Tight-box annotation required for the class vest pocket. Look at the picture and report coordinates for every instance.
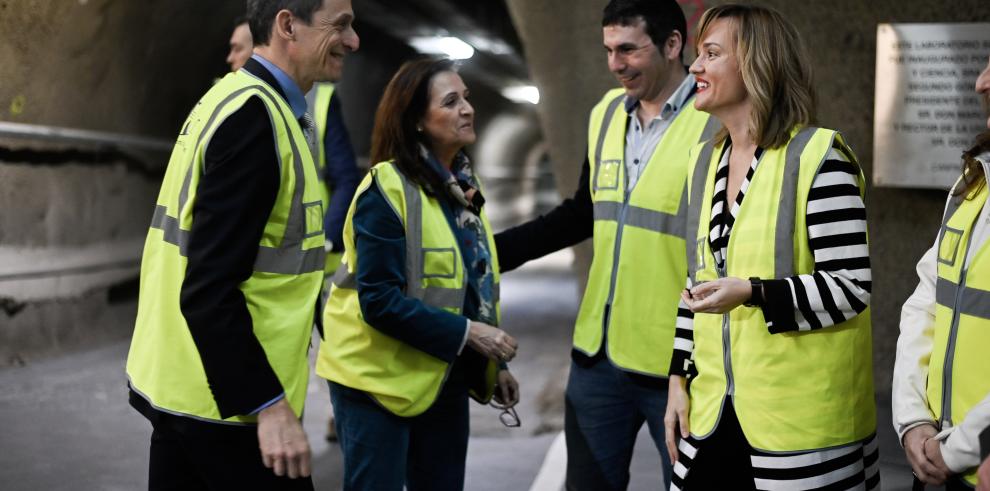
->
[938,225,963,267]
[422,247,457,279]
[303,201,324,239]
[595,159,621,191]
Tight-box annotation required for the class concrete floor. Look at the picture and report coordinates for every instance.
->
[0,252,927,490]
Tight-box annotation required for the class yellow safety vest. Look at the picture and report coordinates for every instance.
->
[929,178,990,486]
[126,70,327,423]
[685,127,876,451]
[305,82,344,275]
[574,88,716,376]
[316,161,498,417]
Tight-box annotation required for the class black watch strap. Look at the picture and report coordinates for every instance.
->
[744,277,763,307]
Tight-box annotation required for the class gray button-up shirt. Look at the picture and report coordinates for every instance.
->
[623,74,696,193]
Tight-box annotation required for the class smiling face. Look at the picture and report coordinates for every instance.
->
[689,18,750,121]
[421,71,475,162]
[978,54,990,129]
[290,0,359,86]
[603,19,675,104]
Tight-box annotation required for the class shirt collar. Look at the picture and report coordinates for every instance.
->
[623,72,697,122]
[251,54,307,119]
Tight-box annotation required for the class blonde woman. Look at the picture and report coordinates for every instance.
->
[662,4,878,489]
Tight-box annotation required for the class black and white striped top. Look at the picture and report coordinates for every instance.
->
[671,141,872,375]
[669,140,878,490]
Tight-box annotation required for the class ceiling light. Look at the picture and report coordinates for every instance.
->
[501,85,540,105]
[409,36,475,60]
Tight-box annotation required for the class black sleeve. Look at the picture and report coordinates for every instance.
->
[494,153,594,273]
[179,96,284,419]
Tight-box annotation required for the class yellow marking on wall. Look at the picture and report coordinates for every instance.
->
[10,95,26,116]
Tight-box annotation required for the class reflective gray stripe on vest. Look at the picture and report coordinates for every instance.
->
[150,80,324,275]
[242,76,309,249]
[773,127,819,279]
[422,286,464,310]
[400,175,428,300]
[150,205,189,255]
[332,178,501,308]
[685,133,720,281]
[395,170,470,310]
[936,278,990,320]
[699,112,720,143]
[179,85,263,215]
[592,94,626,192]
[593,201,686,238]
[935,203,981,426]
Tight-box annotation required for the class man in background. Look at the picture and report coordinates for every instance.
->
[225,17,252,72]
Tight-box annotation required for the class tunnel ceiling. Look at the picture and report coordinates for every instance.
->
[0,0,531,141]
[355,0,531,92]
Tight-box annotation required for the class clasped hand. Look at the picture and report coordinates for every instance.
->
[902,425,952,485]
[467,321,518,362]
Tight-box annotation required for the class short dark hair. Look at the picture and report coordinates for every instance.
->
[246,0,323,46]
[602,0,687,60]
[233,15,250,30]
[371,57,458,195]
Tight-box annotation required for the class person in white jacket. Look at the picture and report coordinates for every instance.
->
[894,54,990,489]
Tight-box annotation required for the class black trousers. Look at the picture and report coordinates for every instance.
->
[148,413,314,491]
[680,400,756,490]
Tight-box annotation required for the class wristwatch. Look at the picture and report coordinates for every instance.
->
[743,277,763,307]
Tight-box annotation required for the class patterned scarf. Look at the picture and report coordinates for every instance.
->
[419,145,497,324]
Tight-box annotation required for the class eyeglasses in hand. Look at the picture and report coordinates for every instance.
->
[489,401,520,428]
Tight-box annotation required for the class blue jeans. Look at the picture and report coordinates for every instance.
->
[564,358,671,491]
[329,380,470,491]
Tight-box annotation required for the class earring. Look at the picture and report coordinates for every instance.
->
[416,126,423,132]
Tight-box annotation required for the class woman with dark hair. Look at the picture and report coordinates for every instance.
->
[314,57,520,490]
[662,4,878,489]
[893,55,990,490]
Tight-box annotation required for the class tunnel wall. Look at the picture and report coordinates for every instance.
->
[0,0,240,365]
[0,1,539,365]
[505,0,990,395]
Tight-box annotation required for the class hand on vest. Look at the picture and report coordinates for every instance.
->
[903,425,949,485]
[468,322,518,362]
[664,375,690,463]
[977,456,990,491]
[257,398,311,479]
[682,277,751,314]
[493,369,520,408]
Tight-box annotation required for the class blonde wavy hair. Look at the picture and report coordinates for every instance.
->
[697,4,817,149]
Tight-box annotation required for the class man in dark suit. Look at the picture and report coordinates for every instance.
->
[125,1,358,488]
